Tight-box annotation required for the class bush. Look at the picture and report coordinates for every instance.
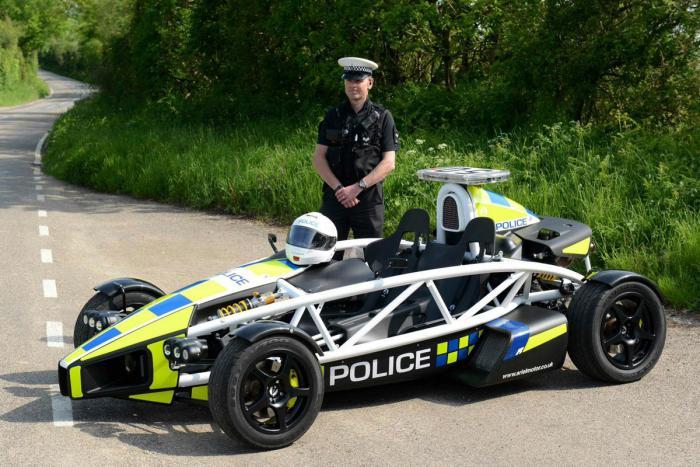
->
[43,97,700,310]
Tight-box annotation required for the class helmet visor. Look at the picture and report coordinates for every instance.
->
[287,226,336,251]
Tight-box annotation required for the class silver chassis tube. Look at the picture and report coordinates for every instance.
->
[186,258,582,356]
[182,259,582,387]
[178,371,210,388]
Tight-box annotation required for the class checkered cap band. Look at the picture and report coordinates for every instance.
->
[344,65,373,73]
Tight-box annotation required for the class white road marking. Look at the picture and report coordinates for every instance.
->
[34,176,41,181]
[34,132,48,165]
[35,184,43,190]
[38,210,47,217]
[39,225,49,236]
[43,279,57,298]
[41,249,53,263]
[50,384,73,427]
[46,321,64,346]
[37,194,45,202]
[33,167,40,175]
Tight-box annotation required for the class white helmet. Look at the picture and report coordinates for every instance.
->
[286,212,337,266]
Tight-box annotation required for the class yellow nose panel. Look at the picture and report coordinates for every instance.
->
[562,237,590,256]
[181,280,227,302]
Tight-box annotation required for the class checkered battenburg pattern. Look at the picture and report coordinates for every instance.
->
[344,65,373,73]
[435,331,481,367]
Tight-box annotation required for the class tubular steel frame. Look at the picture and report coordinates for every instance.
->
[185,257,584,380]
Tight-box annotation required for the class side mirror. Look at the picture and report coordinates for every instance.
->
[268,233,278,253]
[387,257,408,269]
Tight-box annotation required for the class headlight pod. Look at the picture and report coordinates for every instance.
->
[83,310,126,333]
[180,344,203,363]
[163,337,208,364]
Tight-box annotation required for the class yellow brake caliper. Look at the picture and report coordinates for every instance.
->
[287,369,299,408]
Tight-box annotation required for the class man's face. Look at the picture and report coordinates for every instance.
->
[344,76,373,104]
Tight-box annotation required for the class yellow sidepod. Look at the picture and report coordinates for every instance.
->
[129,391,175,404]
[148,336,184,391]
[69,366,82,398]
[191,386,208,401]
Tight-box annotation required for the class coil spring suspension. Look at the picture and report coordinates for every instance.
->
[217,291,285,317]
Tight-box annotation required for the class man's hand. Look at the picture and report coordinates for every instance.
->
[335,184,361,208]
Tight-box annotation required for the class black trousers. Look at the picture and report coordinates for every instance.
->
[320,199,384,241]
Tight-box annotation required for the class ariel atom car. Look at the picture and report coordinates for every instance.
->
[57,167,666,449]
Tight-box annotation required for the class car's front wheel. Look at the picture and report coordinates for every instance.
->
[567,280,666,383]
[208,336,324,449]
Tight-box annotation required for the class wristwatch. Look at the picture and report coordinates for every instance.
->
[358,178,367,190]
[334,184,343,193]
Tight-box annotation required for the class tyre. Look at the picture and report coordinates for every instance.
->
[73,290,160,347]
[567,281,666,383]
[209,336,324,449]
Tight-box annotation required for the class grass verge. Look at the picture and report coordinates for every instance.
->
[43,96,700,311]
[0,76,49,106]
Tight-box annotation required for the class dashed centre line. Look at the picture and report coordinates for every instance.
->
[41,249,53,263]
[43,279,58,298]
[39,225,50,236]
[50,384,73,427]
[37,194,45,202]
[35,184,43,190]
[46,321,64,347]
[38,210,47,217]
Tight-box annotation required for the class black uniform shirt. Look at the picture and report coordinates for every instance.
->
[317,99,399,205]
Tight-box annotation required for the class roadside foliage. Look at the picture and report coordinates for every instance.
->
[4,0,700,309]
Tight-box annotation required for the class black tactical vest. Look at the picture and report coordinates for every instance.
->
[322,100,386,204]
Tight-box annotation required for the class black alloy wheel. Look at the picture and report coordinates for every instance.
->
[209,335,324,449]
[567,280,666,383]
[599,290,656,370]
[240,349,311,434]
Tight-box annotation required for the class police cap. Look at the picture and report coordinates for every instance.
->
[339,57,378,80]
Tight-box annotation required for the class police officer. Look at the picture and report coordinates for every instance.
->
[313,57,399,242]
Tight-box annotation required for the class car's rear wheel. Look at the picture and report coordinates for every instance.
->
[209,336,323,449]
[73,291,160,347]
[567,281,666,383]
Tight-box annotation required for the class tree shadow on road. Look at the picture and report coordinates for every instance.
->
[0,363,606,456]
[0,369,254,455]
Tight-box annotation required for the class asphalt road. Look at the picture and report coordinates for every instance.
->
[0,71,698,465]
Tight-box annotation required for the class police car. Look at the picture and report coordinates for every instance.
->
[57,167,666,449]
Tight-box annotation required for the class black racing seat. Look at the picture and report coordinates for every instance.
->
[417,217,496,271]
[333,217,497,342]
[410,217,496,325]
[357,209,430,315]
[364,208,430,276]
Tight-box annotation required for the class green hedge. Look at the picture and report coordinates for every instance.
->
[92,0,700,129]
[44,97,700,310]
[0,16,48,105]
